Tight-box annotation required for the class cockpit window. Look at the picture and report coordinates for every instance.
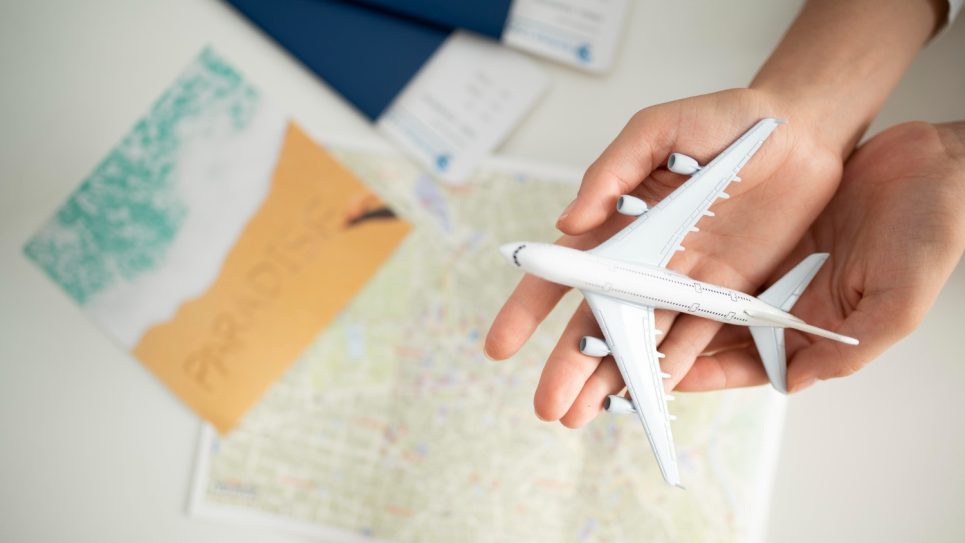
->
[512,244,526,266]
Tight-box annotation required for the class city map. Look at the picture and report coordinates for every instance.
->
[190,140,784,543]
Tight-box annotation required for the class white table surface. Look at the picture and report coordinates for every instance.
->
[1,1,963,541]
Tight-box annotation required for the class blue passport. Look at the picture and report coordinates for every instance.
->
[346,0,514,39]
[226,0,450,120]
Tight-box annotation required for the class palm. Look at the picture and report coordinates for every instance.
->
[486,89,845,427]
[596,93,838,293]
[682,121,965,391]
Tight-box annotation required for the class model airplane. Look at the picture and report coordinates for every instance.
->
[498,118,858,487]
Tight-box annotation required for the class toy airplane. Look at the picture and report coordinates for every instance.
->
[498,118,858,487]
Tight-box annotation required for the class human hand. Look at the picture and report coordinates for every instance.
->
[484,0,943,428]
[678,121,965,392]
[485,88,845,427]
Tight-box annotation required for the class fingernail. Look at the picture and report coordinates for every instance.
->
[482,346,496,361]
[793,378,817,393]
[557,199,577,225]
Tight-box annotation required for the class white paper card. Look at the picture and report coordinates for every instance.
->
[502,0,629,73]
[377,31,548,184]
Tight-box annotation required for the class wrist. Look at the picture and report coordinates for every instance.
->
[749,0,940,158]
[747,80,851,155]
[736,85,841,160]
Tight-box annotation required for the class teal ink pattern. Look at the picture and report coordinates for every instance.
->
[24,48,260,305]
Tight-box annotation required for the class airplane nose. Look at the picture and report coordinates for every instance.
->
[499,243,521,266]
[499,243,517,262]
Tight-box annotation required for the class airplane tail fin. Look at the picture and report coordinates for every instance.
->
[758,253,828,311]
[751,253,829,394]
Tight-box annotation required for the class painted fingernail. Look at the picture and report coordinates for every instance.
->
[557,199,577,225]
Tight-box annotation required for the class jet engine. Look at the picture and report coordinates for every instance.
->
[616,195,648,216]
[579,336,610,357]
[667,153,701,175]
[604,395,636,415]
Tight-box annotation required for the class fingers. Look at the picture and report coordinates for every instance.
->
[559,357,623,428]
[485,235,608,361]
[534,307,677,425]
[552,313,717,428]
[656,315,726,391]
[557,110,673,235]
[675,347,770,391]
[703,324,752,354]
[785,293,914,391]
[683,290,923,393]
[784,342,851,393]
[677,314,890,393]
[533,302,605,422]
[485,273,569,360]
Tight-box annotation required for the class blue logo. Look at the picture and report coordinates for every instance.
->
[576,43,592,63]
[436,154,450,171]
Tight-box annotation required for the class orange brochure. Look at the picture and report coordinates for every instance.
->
[25,49,410,432]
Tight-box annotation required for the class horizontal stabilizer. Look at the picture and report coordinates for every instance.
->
[752,253,827,393]
[749,325,788,393]
[749,253,860,392]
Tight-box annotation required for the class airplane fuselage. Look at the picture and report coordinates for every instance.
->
[494,118,859,489]
[507,242,793,328]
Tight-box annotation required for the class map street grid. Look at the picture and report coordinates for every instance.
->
[190,140,785,543]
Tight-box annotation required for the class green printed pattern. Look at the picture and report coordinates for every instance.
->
[24,48,260,305]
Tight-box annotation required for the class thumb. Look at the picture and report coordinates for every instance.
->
[786,292,918,392]
[557,110,671,235]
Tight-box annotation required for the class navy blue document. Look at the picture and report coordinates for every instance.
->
[346,0,515,39]
[226,0,449,120]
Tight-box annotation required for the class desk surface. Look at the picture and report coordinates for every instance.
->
[1,1,963,542]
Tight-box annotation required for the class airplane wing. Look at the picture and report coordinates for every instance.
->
[582,291,681,487]
[590,118,784,268]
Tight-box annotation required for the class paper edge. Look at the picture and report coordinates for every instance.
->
[188,423,393,543]
[185,140,784,542]
[306,127,583,185]
[745,390,787,543]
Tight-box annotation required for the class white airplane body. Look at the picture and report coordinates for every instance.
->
[504,242,858,340]
[498,118,858,487]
